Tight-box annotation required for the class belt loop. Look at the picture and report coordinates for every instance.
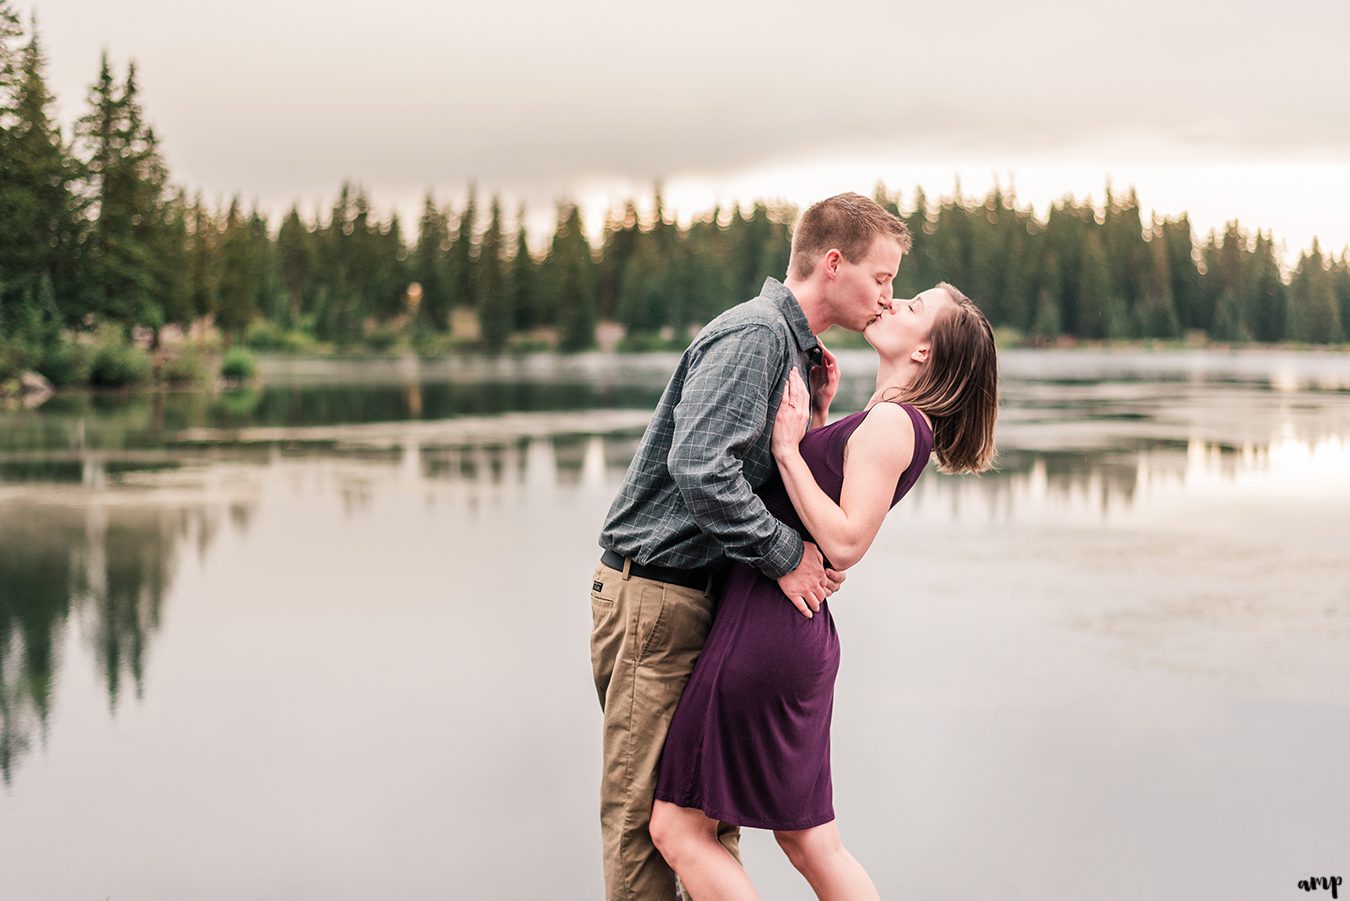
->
[704,572,715,599]
[621,557,632,580]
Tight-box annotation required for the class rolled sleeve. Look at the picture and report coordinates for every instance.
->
[667,326,804,580]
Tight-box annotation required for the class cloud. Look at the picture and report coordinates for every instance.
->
[36,0,1350,258]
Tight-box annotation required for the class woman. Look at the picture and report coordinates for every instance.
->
[649,282,999,900]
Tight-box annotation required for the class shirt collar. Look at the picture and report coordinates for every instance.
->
[759,277,822,364]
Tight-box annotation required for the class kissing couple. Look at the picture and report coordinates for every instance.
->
[590,192,1000,900]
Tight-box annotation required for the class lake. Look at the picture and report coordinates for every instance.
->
[1,347,1348,900]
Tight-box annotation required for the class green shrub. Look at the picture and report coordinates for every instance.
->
[159,349,208,385]
[247,320,315,353]
[220,347,257,382]
[89,336,153,387]
[412,331,455,357]
[0,340,38,381]
[616,332,685,353]
[362,323,403,352]
[508,337,555,354]
[39,341,95,386]
[217,386,261,416]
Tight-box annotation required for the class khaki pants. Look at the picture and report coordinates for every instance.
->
[589,558,742,901]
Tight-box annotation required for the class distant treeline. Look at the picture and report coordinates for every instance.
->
[2,8,1349,365]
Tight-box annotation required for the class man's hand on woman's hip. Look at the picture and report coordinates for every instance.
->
[775,540,845,619]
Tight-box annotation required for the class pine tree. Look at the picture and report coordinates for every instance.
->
[930,190,976,294]
[1287,242,1342,343]
[730,202,780,302]
[311,184,363,344]
[0,0,23,337]
[1103,187,1149,323]
[1137,223,1180,338]
[873,181,901,218]
[1245,232,1286,343]
[276,205,314,326]
[411,193,451,331]
[73,55,175,333]
[1203,222,1249,340]
[1002,195,1038,332]
[899,186,937,296]
[348,189,377,324]
[686,208,735,329]
[598,200,640,321]
[376,212,408,323]
[1041,201,1089,335]
[448,185,477,310]
[1196,231,1224,335]
[215,198,259,344]
[507,206,537,332]
[1160,216,1202,332]
[545,202,596,351]
[477,196,511,350]
[0,13,75,331]
[1210,286,1245,341]
[185,196,219,328]
[1029,249,1063,342]
[1332,253,1350,339]
[616,237,664,336]
[1076,229,1114,339]
[248,208,286,326]
[152,188,191,341]
[340,192,403,325]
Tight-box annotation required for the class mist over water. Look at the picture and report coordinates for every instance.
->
[1,348,1347,900]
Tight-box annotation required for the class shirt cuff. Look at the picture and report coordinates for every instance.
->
[757,521,804,580]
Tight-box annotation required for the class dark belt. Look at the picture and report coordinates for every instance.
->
[600,549,718,593]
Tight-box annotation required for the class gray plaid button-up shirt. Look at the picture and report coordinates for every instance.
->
[599,277,823,580]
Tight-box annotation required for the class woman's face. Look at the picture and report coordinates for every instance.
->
[863,286,954,359]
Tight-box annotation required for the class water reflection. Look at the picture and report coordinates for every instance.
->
[0,501,240,785]
[1,405,1341,787]
[5,415,1348,519]
[0,377,667,455]
[2,356,1348,774]
[1,351,1349,899]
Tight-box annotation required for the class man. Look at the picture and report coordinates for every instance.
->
[590,192,911,900]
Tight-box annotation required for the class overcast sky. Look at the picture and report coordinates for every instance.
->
[34,0,1350,259]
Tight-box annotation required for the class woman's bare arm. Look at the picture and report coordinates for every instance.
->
[771,370,916,570]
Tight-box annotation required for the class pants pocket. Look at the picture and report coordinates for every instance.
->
[639,582,712,667]
[590,564,618,631]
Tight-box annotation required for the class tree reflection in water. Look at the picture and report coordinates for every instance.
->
[0,502,236,785]
[0,410,1344,785]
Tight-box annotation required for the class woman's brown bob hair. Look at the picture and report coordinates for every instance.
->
[883,282,998,474]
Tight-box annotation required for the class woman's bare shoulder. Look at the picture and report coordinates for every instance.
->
[845,403,917,468]
[857,402,917,435]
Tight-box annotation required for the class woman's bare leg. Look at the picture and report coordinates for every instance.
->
[650,800,758,901]
[773,820,879,900]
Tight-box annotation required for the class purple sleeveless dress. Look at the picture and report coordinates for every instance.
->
[653,403,934,830]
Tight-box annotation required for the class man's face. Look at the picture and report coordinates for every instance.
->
[830,236,905,331]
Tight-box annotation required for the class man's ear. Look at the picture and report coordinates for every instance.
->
[823,249,842,278]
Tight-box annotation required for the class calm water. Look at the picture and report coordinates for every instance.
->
[1,348,1348,900]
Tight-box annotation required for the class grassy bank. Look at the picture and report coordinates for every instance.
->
[7,320,1346,404]
[0,327,260,399]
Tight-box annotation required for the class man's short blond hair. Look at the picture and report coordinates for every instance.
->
[788,193,912,280]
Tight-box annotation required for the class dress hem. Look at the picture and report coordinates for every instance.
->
[653,789,835,832]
